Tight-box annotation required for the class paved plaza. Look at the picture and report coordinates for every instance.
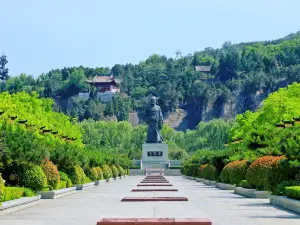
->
[0,176,299,225]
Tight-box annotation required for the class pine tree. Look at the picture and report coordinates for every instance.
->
[0,54,9,81]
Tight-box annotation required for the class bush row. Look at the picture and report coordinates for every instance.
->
[0,161,129,201]
[182,155,300,199]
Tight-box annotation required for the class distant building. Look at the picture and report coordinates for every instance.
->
[81,73,122,102]
[194,65,212,73]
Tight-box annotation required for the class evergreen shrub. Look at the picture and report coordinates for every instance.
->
[23,164,47,191]
[111,165,119,178]
[41,159,60,189]
[59,171,73,187]
[202,164,217,181]
[230,160,248,185]
[95,167,103,180]
[199,164,208,178]
[68,165,86,185]
[285,186,300,200]
[246,156,284,190]
[117,165,125,176]
[102,165,112,179]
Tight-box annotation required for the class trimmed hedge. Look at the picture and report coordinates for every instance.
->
[41,159,60,189]
[111,165,119,178]
[86,167,98,181]
[1,187,24,202]
[239,180,254,189]
[95,167,104,180]
[23,164,47,191]
[0,173,5,200]
[68,165,86,185]
[285,186,300,200]
[117,165,125,176]
[246,156,284,190]
[199,164,208,178]
[59,171,72,187]
[202,164,217,181]
[102,165,112,179]
[273,180,300,196]
[230,160,248,185]
[56,180,67,190]
[220,161,236,183]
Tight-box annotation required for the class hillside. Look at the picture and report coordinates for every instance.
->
[1,31,300,130]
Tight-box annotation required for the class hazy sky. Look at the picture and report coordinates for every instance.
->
[1,0,300,76]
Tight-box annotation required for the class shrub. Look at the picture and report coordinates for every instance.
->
[95,167,103,180]
[199,164,208,178]
[117,165,125,176]
[230,160,248,185]
[220,161,236,183]
[239,180,254,189]
[102,165,112,179]
[126,168,130,175]
[84,176,92,184]
[111,165,119,178]
[264,158,296,193]
[56,180,67,190]
[273,180,300,196]
[68,166,86,185]
[246,156,284,190]
[23,188,35,197]
[23,164,47,191]
[202,164,217,181]
[41,159,60,189]
[1,187,24,202]
[59,171,72,187]
[0,173,5,200]
[86,167,98,181]
[285,186,300,200]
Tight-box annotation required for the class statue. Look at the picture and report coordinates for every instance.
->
[145,96,164,143]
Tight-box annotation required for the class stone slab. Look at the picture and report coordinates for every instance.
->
[269,195,300,214]
[0,195,41,215]
[137,184,173,186]
[215,182,235,190]
[95,180,107,186]
[131,189,178,192]
[76,182,95,190]
[39,187,76,199]
[234,187,270,198]
[121,197,188,202]
[97,218,212,225]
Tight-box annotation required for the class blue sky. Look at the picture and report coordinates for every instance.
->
[1,0,300,76]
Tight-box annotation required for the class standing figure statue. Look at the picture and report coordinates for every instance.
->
[145,96,164,143]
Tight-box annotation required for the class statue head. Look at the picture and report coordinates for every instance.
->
[150,96,157,106]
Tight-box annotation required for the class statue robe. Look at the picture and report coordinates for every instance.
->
[146,105,164,143]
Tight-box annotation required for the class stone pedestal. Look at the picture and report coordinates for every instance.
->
[142,143,168,169]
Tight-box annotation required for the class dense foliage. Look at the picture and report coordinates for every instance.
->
[2,32,300,128]
[182,82,300,195]
[23,164,47,191]
[41,159,60,189]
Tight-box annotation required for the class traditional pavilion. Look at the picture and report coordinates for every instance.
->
[84,73,121,102]
[85,73,121,93]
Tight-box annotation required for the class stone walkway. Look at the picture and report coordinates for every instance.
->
[0,176,299,225]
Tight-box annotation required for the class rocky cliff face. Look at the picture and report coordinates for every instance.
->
[170,78,291,131]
